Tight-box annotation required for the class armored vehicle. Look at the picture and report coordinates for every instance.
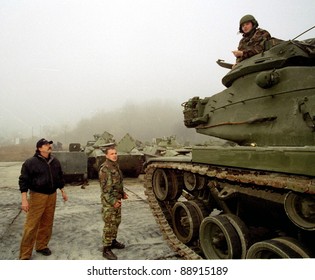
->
[84,132,115,178]
[116,133,146,177]
[53,143,88,184]
[144,36,315,259]
[84,131,145,178]
[142,135,190,161]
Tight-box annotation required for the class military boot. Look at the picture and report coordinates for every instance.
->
[103,246,117,260]
[111,239,125,249]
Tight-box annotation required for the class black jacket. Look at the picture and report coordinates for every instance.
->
[19,151,65,194]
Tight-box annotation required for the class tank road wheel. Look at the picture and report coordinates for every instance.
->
[183,172,207,192]
[172,201,200,244]
[152,169,169,201]
[246,238,303,259]
[189,200,210,223]
[199,215,242,259]
[273,237,311,258]
[183,172,196,191]
[222,214,250,259]
[168,172,183,200]
[284,192,315,231]
[152,169,182,201]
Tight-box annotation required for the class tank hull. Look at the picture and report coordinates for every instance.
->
[192,145,315,177]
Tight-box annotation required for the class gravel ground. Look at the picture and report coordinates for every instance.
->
[0,162,180,260]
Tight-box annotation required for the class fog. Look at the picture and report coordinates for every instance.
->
[63,99,209,146]
[1,0,314,145]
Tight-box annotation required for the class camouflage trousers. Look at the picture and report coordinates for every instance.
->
[101,202,121,247]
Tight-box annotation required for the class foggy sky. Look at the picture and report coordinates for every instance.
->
[1,0,315,140]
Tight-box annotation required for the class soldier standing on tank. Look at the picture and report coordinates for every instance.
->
[232,14,271,66]
[98,145,128,260]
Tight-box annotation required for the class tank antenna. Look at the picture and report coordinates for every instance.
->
[292,25,315,40]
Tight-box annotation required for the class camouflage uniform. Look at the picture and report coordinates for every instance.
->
[99,159,124,247]
[236,28,271,63]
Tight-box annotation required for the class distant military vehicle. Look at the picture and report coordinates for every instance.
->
[116,133,146,177]
[84,131,145,178]
[142,135,191,161]
[53,143,88,184]
[84,131,114,179]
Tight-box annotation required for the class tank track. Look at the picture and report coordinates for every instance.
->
[144,161,315,260]
[144,165,202,260]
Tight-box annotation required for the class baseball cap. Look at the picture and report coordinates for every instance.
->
[36,138,53,148]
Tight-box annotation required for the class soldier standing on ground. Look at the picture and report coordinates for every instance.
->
[99,145,128,260]
[232,14,271,66]
[19,138,68,260]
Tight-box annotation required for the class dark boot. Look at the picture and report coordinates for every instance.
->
[111,239,125,249]
[103,246,117,260]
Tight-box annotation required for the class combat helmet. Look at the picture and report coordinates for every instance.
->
[239,14,259,33]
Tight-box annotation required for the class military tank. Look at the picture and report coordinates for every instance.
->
[84,131,145,178]
[144,35,315,259]
[115,133,146,177]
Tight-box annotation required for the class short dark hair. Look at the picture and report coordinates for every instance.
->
[104,145,116,155]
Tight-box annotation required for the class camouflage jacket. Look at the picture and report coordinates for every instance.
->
[237,28,271,63]
[99,159,124,206]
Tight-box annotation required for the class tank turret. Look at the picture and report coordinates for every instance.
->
[183,38,315,147]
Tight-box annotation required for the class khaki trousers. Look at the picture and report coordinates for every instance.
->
[19,191,57,260]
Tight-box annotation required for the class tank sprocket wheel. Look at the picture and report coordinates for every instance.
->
[246,238,303,259]
[199,215,242,259]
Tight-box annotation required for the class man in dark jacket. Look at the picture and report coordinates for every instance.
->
[19,138,68,260]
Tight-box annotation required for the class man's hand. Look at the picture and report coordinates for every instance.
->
[113,200,122,208]
[21,192,29,213]
[232,50,243,58]
[21,200,29,213]
[61,189,68,202]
